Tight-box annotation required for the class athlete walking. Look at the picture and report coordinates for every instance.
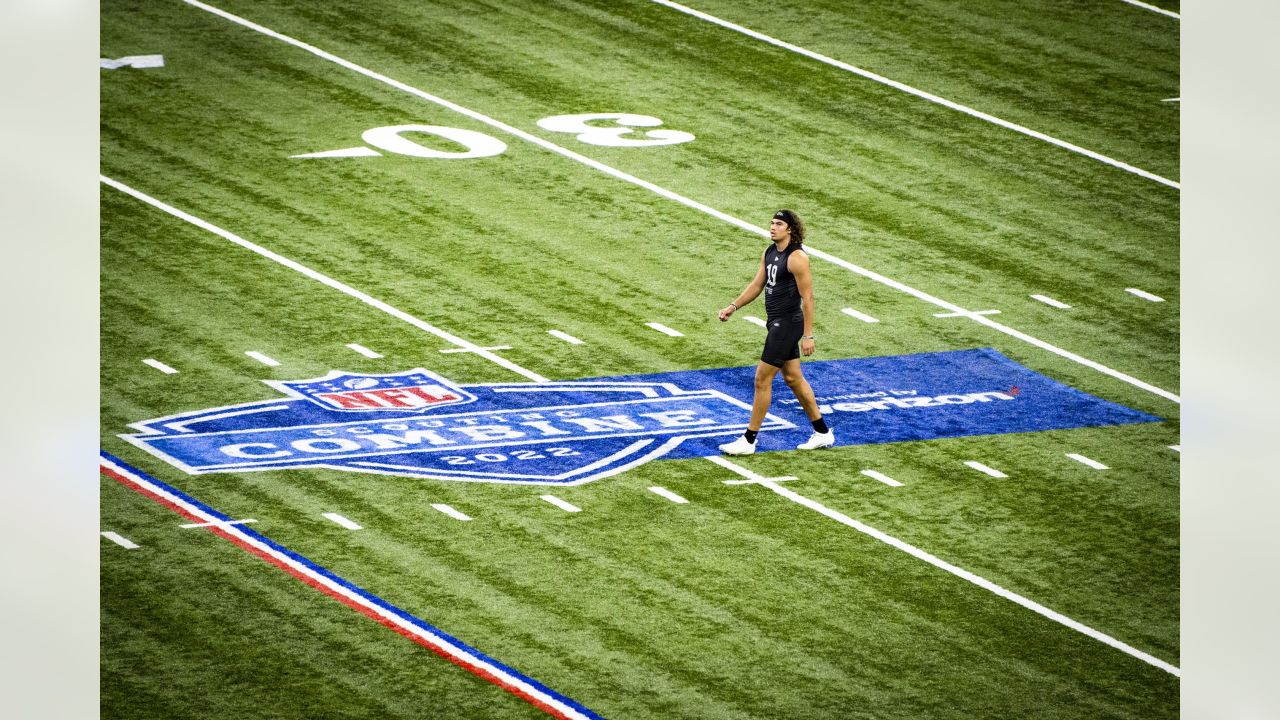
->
[718,209,834,455]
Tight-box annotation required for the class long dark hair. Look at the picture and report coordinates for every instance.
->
[774,209,805,246]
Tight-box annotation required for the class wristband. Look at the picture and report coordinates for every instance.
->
[728,302,738,310]
[802,335,815,340]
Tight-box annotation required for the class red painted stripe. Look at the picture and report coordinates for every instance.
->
[101,462,581,720]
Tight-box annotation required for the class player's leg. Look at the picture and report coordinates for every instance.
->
[782,359,835,450]
[720,361,781,455]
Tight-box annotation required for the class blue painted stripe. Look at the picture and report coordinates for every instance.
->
[100,451,604,720]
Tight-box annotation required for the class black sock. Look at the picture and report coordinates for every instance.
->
[744,429,758,443]
[811,418,829,434]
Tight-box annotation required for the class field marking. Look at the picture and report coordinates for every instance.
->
[743,315,767,328]
[1067,453,1110,470]
[1161,98,1180,103]
[101,453,602,720]
[1168,445,1180,452]
[933,309,1000,318]
[539,495,582,513]
[142,358,179,374]
[646,322,684,337]
[965,461,1008,478]
[100,176,550,384]
[101,54,165,70]
[705,455,797,485]
[246,350,281,367]
[708,459,1180,676]
[440,345,512,354]
[178,1,1179,405]
[648,486,689,504]
[180,518,257,529]
[861,469,903,487]
[649,0,1178,189]
[1125,288,1165,302]
[322,512,363,530]
[1119,0,1180,19]
[841,307,879,323]
[547,330,584,345]
[432,503,473,521]
[1031,294,1072,309]
[346,342,383,358]
[101,531,139,549]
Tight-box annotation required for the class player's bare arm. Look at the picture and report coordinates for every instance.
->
[789,249,816,356]
[719,249,769,321]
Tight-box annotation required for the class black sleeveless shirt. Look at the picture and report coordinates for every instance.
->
[763,242,802,318]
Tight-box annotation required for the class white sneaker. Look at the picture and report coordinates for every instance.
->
[797,430,835,450]
[719,435,757,455]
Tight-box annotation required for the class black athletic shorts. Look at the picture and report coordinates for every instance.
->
[761,311,805,367]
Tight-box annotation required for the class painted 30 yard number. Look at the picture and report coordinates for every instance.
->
[292,113,693,159]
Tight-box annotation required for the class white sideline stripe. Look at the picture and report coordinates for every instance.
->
[1066,453,1109,470]
[322,512,362,530]
[705,456,797,485]
[933,309,1000,318]
[650,0,1178,189]
[711,466,1180,676]
[861,469,903,487]
[539,495,582,513]
[648,486,689,504]
[101,531,139,549]
[1125,288,1165,302]
[246,350,281,367]
[143,358,179,374]
[180,518,257,529]
[646,322,684,337]
[346,342,383,358]
[1161,98,1180,103]
[439,345,512,354]
[1168,445,1180,452]
[965,461,1008,478]
[841,307,879,323]
[101,459,593,720]
[743,315,767,327]
[100,175,549,384]
[1119,0,1180,19]
[547,329,584,345]
[1031,294,1072,309]
[180,1,1179,405]
[432,503,472,521]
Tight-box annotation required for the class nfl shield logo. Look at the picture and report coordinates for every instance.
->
[266,369,477,413]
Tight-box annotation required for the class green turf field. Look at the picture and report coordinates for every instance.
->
[100,0,1179,717]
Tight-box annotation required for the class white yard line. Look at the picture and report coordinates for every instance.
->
[100,176,550,384]
[648,486,689,503]
[1161,98,1180,103]
[1168,445,1180,452]
[322,512,363,530]
[100,531,139,549]
[439,345,512,354]
[245,350,281,367]
[649,0,1178,189]
[142,358,179,374]
[965,461,1008,478]
[539,495,582,513]
[176,1,1179,405]
[708,462,1180,676]
[432,503,473,521]
[547,329,584,345]
[1119,0,1180,19]
[1030,294,1072,309]
[646,322,684,337]
[1066,453,1110,470]
[1125,288,1165,302]
[841,307,880,323]
[933,309,1000,318]
[861,469,903,487]
[180,518,257,529]
[346,342,383,358]
[743,315,768,327]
